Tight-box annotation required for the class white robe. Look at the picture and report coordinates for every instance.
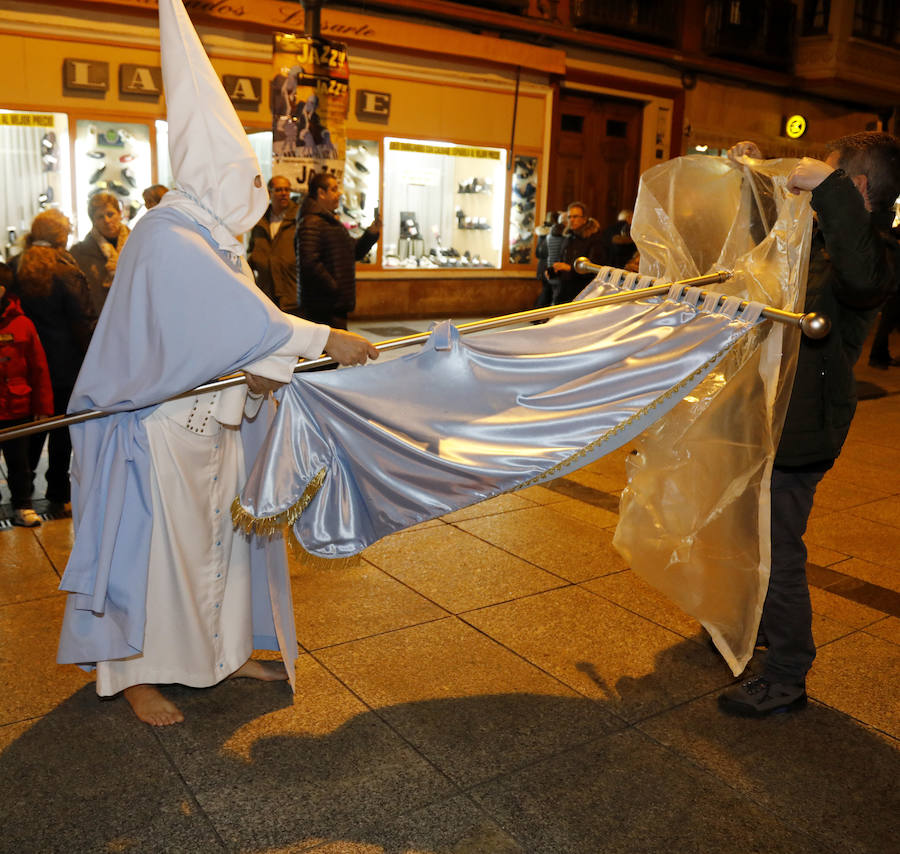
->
[96,322,328,695]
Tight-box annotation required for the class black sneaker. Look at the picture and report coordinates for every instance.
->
[718,676,807,717]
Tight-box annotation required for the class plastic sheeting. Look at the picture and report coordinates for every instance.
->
[612,154,813,675]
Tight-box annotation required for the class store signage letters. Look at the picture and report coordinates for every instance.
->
[356,90,390,123]
[223,75,262,110]
[63,59,109,92]
[120,64,163,98]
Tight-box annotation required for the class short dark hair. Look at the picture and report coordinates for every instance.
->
[308,172,334,200]
[826,131,900,212]
[566,201,587,217]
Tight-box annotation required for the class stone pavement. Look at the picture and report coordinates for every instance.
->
[1,326,898,853]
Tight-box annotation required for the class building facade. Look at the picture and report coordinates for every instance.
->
[1,0,896,317]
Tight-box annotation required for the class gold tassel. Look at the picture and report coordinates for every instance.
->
[231,467,327,535]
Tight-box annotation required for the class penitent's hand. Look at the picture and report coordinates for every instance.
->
[727,140,763,163]
[244,372,285,396]
[786,157,835,195]
[324,329,379,366]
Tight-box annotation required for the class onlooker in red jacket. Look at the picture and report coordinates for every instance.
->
[0,263,54,527]
[14,209,97,513]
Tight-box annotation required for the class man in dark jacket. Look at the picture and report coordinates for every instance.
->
[248,175,300,312]
[547,201,607,305]
[719,132,900,717]
[295,172,380,329]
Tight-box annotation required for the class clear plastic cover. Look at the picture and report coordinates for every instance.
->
[613,154,814,675]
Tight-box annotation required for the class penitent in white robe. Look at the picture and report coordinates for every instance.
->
[96,325,327,696]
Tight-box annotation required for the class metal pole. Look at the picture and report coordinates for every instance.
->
[572,258,830,340]
[301,0,323,39]
[0,265,826,442]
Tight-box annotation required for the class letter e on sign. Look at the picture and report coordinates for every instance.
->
[356,90,391,124]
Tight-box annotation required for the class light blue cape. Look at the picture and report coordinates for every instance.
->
[57,206,300,676]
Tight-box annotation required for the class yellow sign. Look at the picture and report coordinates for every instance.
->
[389,141,501,160]
[0,112,54,127]
[785,115,807,139]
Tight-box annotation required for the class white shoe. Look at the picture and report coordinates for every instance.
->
[13,508,41,527]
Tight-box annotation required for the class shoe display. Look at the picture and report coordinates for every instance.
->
[121,167,137,187]
[89,164,107,184]
[508,154,538,264]
[13,508,42,528]
[718,675,807,717]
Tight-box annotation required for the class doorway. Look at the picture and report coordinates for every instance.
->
[551,92,643,230]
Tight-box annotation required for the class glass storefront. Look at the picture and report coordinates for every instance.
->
[382,138,507,269]
[342,139,379,264]
[73,120,152,238]
[509,154,538,264]
[1,110,72,259]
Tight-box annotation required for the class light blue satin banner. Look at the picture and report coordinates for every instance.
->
[237,290,764,558]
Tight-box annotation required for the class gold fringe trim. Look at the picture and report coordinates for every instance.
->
[231,467,327,536]
[285,526,359,570]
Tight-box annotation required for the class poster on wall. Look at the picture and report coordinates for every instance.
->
[271,33,349,193]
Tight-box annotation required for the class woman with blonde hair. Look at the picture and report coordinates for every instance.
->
[70,191,130,313]
[14,208,96,514]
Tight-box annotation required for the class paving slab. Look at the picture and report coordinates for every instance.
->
[806,513,900,568]
[32,516,74,576]
[638,697,900,854]
[456,505,628,582]
[0,596,93,723]
[805,631,900,737]
[0,525,61,605]
[363,524,562,614]
[470,727,822,854]
[826,556,900,593]
[316,617,623,786]
[0,685,223,853]
[583,569,704,640]
[290,557,446,649]
[545,496,619,529]
[865,616,900,646]
[441,492,537,522]
[811,474,893,515]
[154,654,456,852]
[463,586,728,722]
[512,484,568,505]
[809,585,889,629]
[844,493,900,529]
[306,795,524,853]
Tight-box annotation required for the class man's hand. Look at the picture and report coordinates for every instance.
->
[727,140,763,163]
[552,262,572,273]
[244,372,285,396]
[786,157,835,195]
[324,329,379,366]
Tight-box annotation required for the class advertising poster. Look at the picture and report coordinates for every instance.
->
[271,33,349,193]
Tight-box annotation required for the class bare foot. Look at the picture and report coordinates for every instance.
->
[229,658,288,681]
[123,684,184,726]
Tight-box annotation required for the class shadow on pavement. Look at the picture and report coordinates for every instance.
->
[1,641,897,854]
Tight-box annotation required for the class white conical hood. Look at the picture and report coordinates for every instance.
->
[156,0,268,253]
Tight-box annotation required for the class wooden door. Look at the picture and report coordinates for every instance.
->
[551,92,643,230]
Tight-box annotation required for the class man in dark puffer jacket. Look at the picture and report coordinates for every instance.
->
[719,132,900,718]
[295,172,380,329]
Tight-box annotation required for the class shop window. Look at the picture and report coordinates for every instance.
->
[382,138,507,269]
[509,155,538,265]
[74,120,152,237]
[343,139,380,264]
[1,110,72,259]
[561,114,585,133]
